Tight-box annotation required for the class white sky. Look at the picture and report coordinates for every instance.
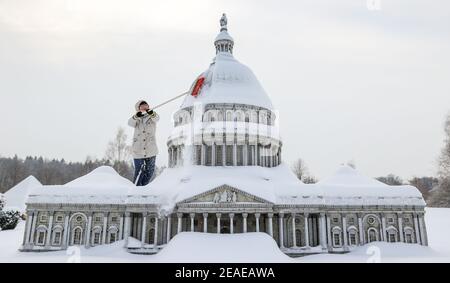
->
[0,0,449,180]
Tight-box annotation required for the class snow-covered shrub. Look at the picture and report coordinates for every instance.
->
[0,210,21,231]
[0,194,5,211]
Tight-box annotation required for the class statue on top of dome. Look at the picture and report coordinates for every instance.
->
[220,13,228,31]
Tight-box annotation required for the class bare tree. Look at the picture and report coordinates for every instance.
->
[105,127,132,176]
[429,113,450,207]
[291,158,317,183]
[292,158,308,181]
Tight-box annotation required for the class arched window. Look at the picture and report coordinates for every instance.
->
[52,226,63,246]
[295,229,302,247]
[35,226,47,246]
[332,227,342,247]
[73,227,83,245]
[148,229,155,245]
[348,229,358,246]
[386,227,398,243]
[226,111,233,122]
[368,228,378,243]
[404,228,414,244]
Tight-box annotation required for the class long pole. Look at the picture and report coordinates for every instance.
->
[150,91,189,111]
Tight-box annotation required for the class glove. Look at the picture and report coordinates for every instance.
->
[146,109,155,116]
[136,111,144,118]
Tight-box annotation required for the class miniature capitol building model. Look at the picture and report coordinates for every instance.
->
[21,14,427,256]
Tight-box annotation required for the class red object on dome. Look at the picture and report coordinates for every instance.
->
[191,77,205,97]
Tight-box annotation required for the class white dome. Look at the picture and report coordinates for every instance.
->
[180,53,274,110]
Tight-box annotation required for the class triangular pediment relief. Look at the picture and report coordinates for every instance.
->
[178,184,272,205]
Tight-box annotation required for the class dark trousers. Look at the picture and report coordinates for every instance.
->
[133,156,156,186]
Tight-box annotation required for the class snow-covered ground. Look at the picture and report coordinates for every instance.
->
[0,208,449,263]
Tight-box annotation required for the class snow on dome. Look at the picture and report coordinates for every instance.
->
[180,53,274,110]
[215,30,234,42]
[27,166,134,205]
[4,176,42,212]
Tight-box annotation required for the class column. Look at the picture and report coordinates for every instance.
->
[23,211,34,246]
[326,215,332,249]
[211,143,216,165]
[85,213,92,248]
[278,213,284,248]
[166,215,172,242]
[190,213,195,232]
[255,213,260,232]
[118,214,124,241]
[29,211,38,245]
[291,213,297,248]
[62,213,70,248]
[233,144,237,166]
[242,213,248,233]
[222,144,226,166]
[229,213,234,234]
[154,216,159,246]
[177,213,183,234]
[357,214,364,245]
[342,214,348,250]
[216,213,221,234]
[268,213,273,237]
[141,213,147,247]
[124,212,131,246]
[381,215,387,242]
[319,213,327,250]
[398,213,404,243]
[419,213,428,246]
[243,144,248,166]
[201,144,206,165]
[304,213,310,247]
[102,213,108,245]
[413,213,421,245]
[45,211,54,247]
[203,213,208,233]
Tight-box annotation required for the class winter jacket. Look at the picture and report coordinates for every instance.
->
[128,103,160,159]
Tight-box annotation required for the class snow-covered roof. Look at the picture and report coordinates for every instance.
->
[26,164,425,209]
[4,176,42,212]
[27,166,134,205]
[129,164,425,209]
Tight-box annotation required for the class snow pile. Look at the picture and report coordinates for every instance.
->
[4,176,42,212]
[27,166,134,205]
[154,232,294,263]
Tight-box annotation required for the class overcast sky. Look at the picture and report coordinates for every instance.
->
[1,0,449,180]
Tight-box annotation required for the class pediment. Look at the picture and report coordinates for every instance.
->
[178,184,272,205]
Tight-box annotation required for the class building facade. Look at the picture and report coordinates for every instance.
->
[21,14,427,256]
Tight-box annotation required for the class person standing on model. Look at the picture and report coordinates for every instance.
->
[128,100,159,186]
